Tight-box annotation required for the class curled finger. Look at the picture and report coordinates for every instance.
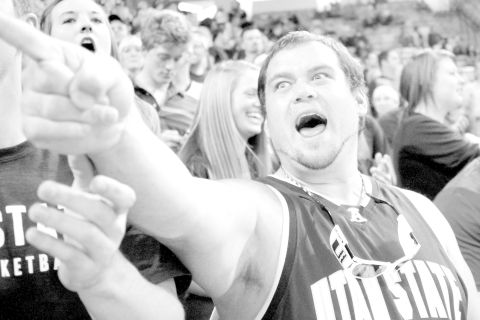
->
[28,204,117,261]
[36,182,119,236]
[89,175,136,213]
[25,227,91,265]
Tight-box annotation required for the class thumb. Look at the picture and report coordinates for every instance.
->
[68,155,96,190]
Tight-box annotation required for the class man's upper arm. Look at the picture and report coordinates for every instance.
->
[167,178,284,299]
[401,189,480,319]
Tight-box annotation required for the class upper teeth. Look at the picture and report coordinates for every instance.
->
[247,112,262,119]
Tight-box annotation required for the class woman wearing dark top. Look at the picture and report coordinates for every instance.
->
[393,49,480,199]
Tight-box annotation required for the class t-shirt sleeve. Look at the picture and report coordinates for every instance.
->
[120,225,192,296]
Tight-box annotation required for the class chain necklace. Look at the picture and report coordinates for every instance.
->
[280,167,368,223]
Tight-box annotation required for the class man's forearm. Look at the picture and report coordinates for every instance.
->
[89,112,203,240]
[79,253,184,320]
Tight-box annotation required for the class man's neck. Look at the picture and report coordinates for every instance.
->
[277,141,367,206]
[0,64,25,149]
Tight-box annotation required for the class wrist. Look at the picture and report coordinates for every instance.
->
[88,107,145,162]
[77,252,136,299]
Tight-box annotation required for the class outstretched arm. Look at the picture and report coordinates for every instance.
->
[0,12,283,303]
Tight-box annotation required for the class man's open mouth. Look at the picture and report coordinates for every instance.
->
[295,113,327,137]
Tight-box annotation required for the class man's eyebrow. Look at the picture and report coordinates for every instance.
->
[59,11,75,16]
[59,10,103,16]
[308,65,335,74]
[267,72,293,86]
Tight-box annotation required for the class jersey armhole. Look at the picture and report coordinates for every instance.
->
[209,185,291,320]
[254,186,291,320]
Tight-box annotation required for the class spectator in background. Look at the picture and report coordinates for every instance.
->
[134,9,197,151]
[118,35,144,79]
[363,51,381,85]
[108,13,129,46]
[211,9,238,59]
[393,49,480,199]
[186,27,214,100]
[464,59,480,137]
[179,60,272,180]
[376,48,402,89]
[373,84,404,147]
[236,25,266,64]
[268,18,286,41]
[41,0,161,136]
[371,84,400,118]
[434,157,480,292]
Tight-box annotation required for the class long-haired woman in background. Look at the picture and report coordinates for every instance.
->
[179,60,272,180]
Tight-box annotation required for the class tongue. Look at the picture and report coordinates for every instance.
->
[299,124,326,137]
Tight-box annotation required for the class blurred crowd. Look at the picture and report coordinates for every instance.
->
[3,0,480,319]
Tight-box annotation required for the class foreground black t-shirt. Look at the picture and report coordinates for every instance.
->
[393,113,480,199]
[0,142,191,319]
[0,142,88,319]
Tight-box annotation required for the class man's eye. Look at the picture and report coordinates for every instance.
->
[275,81,290,90]
[63,18,75,24]
[92,17,103,24]
[312,73,327,81]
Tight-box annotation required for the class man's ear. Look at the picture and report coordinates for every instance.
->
[22,13,38,29]
[354,89,369,117]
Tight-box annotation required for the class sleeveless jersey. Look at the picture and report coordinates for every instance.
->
[260,177,468,320]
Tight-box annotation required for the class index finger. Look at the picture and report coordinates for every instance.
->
[0,11,61,62]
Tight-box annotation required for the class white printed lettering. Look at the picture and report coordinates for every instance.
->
[25,255,35,274]
[414,261,447,318]
[386,269,413,319]
[38,254,49,272]
[442,266,463,320]
[427,262,452,319]
[400,261,428,317]
[13,257,22,276]
[311,277,336,320]
[362,277,391,320]
[6,205,26,246]
[1,259,10,277]
[330,271,352,320]
[345,273,373,320]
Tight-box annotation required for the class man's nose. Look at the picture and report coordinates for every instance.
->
[294,81,317,103]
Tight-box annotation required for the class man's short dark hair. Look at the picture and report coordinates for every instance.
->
[258,31,365,107]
